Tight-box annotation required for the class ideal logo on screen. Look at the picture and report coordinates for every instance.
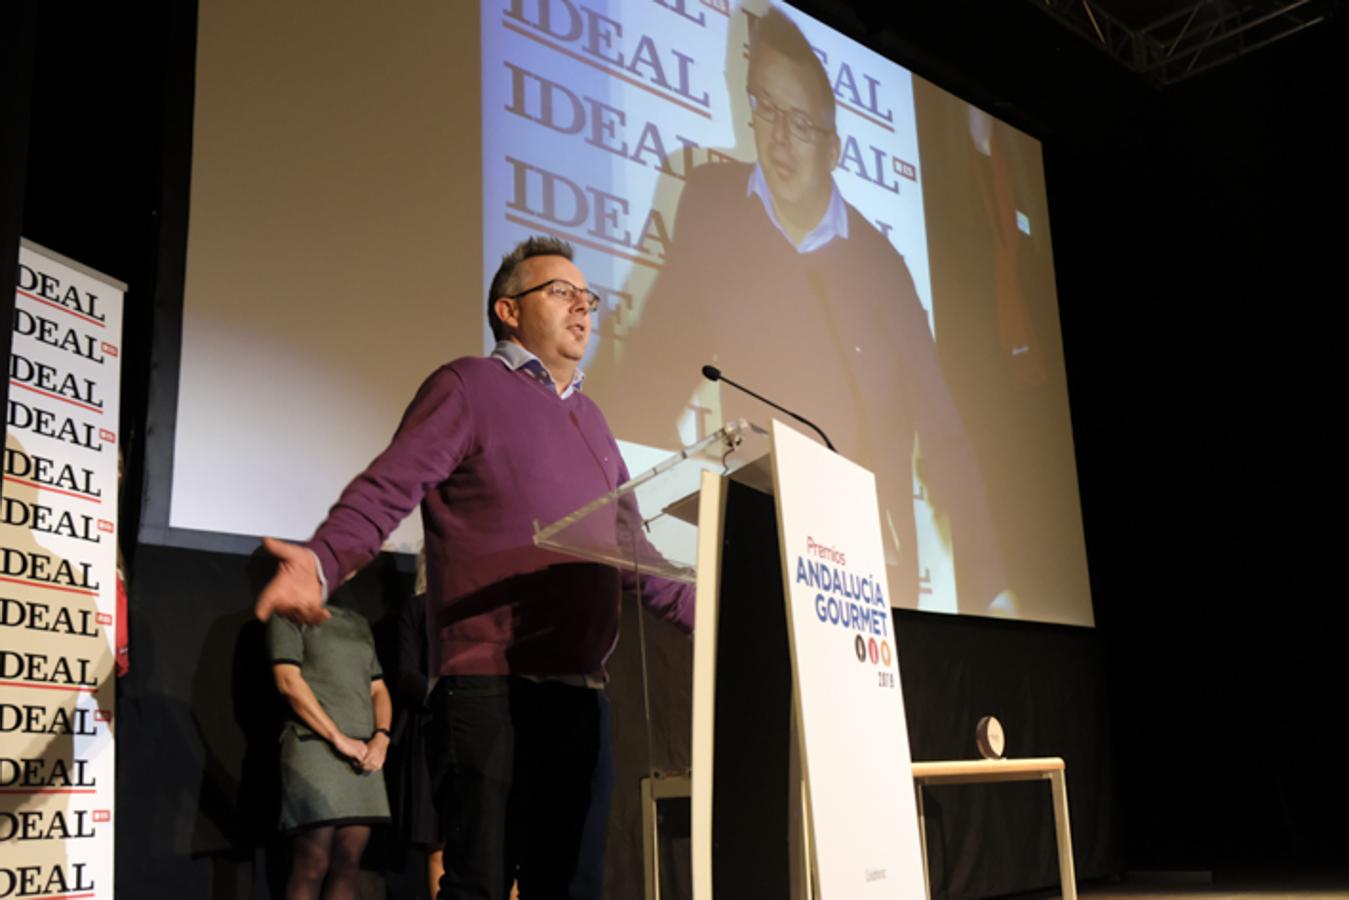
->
[503,155,672,265]
[503,0,712,110]
[503,61,710,182]
[837,138,915,195]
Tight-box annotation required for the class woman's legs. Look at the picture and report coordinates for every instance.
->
[323,825,371,900]
[287,826,334,900]
[286,824,370,900]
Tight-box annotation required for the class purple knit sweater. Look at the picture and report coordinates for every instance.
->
[305,356,693,677]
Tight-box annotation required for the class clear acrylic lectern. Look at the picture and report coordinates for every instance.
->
[532,419,771,584]
[532,420,775,900]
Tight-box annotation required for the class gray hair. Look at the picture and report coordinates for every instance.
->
[486,235,575,340]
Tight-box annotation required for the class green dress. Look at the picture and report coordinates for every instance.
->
[267,608,392,834]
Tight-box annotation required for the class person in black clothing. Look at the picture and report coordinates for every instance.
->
[389,556,444,899]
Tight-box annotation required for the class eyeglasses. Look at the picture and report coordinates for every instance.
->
[748,91,833,144]
[509,279,601,313]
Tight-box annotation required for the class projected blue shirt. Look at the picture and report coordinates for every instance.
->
[747,164,850,254]
[491,339,585,399]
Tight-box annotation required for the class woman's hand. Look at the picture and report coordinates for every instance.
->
[361,733,390,773]
[332,733,369,767]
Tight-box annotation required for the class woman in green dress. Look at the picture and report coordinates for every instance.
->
[268,607,392,900]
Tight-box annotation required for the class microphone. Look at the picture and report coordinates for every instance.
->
[701,365,836,452]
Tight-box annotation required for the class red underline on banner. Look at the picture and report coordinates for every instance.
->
[28,894,96,900]
[0,575,99,597]
[502,19,713,120]
[504,213,664,270]
[15,288,107,328]
[0,679,99,694]
[0,788,97,795]
[10,379,104,415]
[2,475,103,504]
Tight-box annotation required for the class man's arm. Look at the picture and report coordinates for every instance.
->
[629,570,696,635]
[254,365,473,623]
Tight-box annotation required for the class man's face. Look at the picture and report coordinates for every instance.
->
[748,48,840,228]
[496,254,592,369]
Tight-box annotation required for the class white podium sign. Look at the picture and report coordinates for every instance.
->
[2,240,123,899]
[770,420,925,898]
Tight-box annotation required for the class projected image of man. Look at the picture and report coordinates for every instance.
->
[594,7,1012,614]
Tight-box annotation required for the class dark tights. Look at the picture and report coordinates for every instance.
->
[286,825,370,900]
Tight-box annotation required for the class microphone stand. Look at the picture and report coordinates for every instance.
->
[701,365,836,452]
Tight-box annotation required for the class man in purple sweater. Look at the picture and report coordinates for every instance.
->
[255,236,694,899]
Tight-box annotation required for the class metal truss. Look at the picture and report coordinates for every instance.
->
[1034,0,1336,85]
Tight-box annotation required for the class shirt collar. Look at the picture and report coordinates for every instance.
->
[747,163,849,254]
[491,340,585,399]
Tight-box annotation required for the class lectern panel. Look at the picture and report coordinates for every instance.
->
[710,481,792,899]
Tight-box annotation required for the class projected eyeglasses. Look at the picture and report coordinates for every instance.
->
[748,91,833,144]
[510,279,601,313]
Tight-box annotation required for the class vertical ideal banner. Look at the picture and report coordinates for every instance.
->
[770,420,925,898]
[2,239,123,898]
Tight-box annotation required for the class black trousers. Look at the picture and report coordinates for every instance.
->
[427,676,613,900]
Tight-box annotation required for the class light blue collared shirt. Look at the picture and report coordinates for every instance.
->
[491,339,585,399]
[747,163,850,254]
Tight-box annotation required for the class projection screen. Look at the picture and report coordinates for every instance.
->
[149,0,1093,627]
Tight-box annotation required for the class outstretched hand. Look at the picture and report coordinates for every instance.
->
[255,537,329,624]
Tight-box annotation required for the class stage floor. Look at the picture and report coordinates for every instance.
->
[1005,870,1349,900]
